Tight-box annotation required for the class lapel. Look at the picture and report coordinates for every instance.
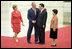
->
[31,8,37,16]
[39,9,45,15]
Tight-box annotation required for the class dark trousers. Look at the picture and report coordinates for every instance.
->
[27,22,38,42]
[38,27,45,43]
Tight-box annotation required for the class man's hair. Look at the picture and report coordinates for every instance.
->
[31,2,35,5]
[52,9,58,14]
[39,3,44,7]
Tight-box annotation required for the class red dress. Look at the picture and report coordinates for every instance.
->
[11,10,23,32]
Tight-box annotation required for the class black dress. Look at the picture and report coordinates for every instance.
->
[50,28,58,39]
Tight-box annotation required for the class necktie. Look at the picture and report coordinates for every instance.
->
[33,9,36,15]
[39,11,41,14]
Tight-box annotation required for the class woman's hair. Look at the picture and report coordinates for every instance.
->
[52,9,58,14]
[12,4,17,10]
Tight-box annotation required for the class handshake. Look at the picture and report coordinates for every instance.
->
[32,20,36,24]
[32,20,45,28]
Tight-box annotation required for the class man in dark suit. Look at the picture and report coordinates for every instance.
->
[27,2,40,43]
[37,3,47,44]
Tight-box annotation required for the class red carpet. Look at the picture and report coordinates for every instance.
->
[1,26,71,48]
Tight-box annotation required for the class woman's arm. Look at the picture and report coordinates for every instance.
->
[53,17,58,31]
[20,12,24,26]
[20,12,23,23]
[11,13,13,25]
[11,13,13,28]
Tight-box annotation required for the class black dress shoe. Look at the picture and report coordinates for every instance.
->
[27,41,32,43]
[39,42,45,44]
[51,44,56,47]
[39,42,41,43]
[35,42,39,44]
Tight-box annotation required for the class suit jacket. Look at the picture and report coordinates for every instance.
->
[11,10,23,24]
[27,8,40,23]
[37,9,47,28]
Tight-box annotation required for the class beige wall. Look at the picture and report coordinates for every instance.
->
[63,2,71,24]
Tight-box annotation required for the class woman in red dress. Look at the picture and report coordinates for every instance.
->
[11,5,24,42]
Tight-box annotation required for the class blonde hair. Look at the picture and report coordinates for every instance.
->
[12,4,17,10]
